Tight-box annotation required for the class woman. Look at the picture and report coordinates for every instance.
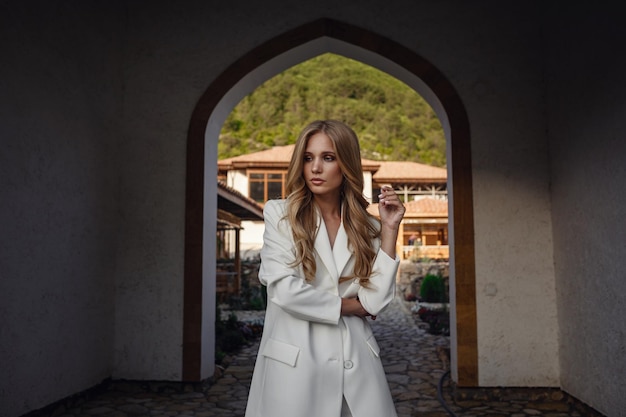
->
[244,120,405,417]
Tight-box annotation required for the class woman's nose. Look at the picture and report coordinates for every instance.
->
[311,158,321,173]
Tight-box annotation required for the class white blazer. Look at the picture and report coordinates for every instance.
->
[245,199,399,417]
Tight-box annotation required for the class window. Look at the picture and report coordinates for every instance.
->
[249,171,287,203]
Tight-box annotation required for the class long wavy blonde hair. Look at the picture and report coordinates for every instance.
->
[284,120,380,286]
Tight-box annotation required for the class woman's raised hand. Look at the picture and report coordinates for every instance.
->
[378,186,406,229]
[377,186,405,258]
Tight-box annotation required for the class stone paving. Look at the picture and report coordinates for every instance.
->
[46,296,604,417]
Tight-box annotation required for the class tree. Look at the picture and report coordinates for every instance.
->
[219,53,446,166]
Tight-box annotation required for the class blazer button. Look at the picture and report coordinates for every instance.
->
[344,360,354,369]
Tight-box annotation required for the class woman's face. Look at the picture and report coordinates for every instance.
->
[303,132,343,199]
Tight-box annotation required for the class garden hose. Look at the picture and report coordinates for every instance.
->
[437,369,459,417]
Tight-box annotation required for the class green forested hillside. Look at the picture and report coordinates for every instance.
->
[219,53,446,166]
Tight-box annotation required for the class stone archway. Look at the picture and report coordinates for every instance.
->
[184,18,477,386]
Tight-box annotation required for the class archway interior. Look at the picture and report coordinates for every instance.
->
[204,37,460,377]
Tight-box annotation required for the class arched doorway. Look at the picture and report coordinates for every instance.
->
[184,18,477,386]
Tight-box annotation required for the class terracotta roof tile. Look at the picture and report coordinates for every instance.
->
[404,198,448,216]
[372,161,447,182]
[367,197,448,218]
[218,145,381,171]
[218,145,295,169]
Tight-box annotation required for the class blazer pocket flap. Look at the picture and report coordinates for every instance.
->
[366,335,381,358]
[262,338,300,367]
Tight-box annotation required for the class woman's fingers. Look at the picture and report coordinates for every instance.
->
[378,186,406,225]
[378,186,402,206]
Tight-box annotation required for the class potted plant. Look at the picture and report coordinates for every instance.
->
[416,274,450,335]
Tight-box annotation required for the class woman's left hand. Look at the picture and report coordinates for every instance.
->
[377,186,406,258]
[378,185,406,229]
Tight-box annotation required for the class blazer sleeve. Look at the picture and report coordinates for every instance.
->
[357,242,400,317]
[258,200,342,325]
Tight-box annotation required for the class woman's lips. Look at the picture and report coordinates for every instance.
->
[310,178,324,186]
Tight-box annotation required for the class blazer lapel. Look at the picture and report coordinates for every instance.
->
[333,223,352,277]
[314,216,339,281]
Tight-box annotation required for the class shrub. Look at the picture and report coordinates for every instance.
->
[215,310,247,364]
[420,273,446,303]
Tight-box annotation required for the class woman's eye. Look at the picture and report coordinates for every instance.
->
[303,156,312,162]
[324,155,335,162]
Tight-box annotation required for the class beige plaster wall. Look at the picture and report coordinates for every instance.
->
[545,5,626,416]
[0,2,123,416]
[15,1,626,415]
[118,0,560,387]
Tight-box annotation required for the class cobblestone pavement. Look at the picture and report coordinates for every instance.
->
[48,297,602,417]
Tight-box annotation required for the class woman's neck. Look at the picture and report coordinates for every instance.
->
[313,194,341,219]
[314,195,342,249]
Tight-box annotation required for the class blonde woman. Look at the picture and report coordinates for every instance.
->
[245,120,405,417]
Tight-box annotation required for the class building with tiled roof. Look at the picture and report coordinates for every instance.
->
[219,146,449,259]
[218,144,382,172]
[215,181,264,301]
[218,144,381,204]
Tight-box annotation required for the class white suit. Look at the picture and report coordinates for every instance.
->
[245,199,399,417]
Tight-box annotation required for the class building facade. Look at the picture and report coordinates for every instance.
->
[218,144,449,259]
